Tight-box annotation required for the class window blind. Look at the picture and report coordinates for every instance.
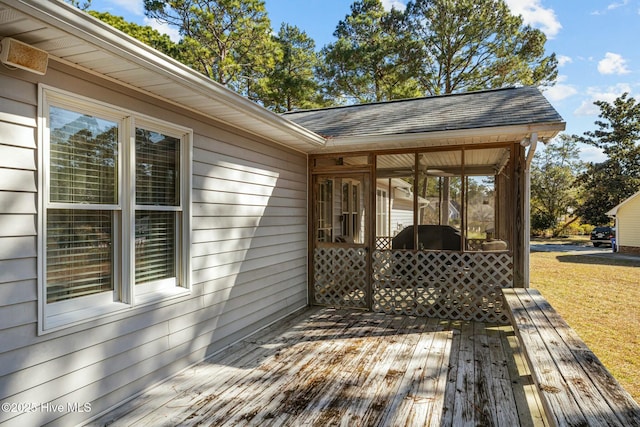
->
[135,211,175,285]
[49,106,118,205]
[46,105,118,303]
[135,128,180,286]
[135,129,179,206]
[46,210,113,302]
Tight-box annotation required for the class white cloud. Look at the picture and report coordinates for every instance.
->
[592,0,629,15]
[144,17,182,43]
[608,0,629,11]
[575,101,600,117]
[504,0,562,38]
[544,83,578,102]
[557,55,572,67]
[597,52,630,75]
[578,144,606,164]
[574,84,633,116]
[381,0,406,12]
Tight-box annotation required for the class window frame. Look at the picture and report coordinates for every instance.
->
[38,85,192,334]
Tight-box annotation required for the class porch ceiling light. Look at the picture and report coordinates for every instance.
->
[426,169,454,177]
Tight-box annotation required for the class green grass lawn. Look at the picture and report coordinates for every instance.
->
[530,250,640,403]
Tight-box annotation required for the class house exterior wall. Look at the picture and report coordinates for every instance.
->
[0,62,308,426]
[617,193,640,251]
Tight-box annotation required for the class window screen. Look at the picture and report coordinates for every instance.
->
[135,128,180,286]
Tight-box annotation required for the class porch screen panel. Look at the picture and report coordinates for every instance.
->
[135,128,181,286]
[372,149,513,321]
[376,153,416,250]
[339,178,364,244]
[417,151,463,251]
[316,177,365,244]
[465,147,511,251]
[316,178,333,242]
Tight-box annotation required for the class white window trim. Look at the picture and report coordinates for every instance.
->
[37,85,192,334]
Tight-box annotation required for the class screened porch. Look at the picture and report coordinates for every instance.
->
[310,144,523,324]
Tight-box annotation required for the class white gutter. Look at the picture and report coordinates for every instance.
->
[525,133,538,168]
[316,123,564,153]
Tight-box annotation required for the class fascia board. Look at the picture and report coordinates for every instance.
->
[316,122,567,153]
[6,0,327,149]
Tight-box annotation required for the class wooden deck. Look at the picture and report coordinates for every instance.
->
[90,307,547,426]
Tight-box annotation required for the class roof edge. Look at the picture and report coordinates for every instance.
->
[607,189,640,216]
[7,0,327,150]
[318,122,566,151]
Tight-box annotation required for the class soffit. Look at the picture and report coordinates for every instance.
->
[0,1,325,153]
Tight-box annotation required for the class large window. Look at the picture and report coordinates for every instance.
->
[39,87,191,332]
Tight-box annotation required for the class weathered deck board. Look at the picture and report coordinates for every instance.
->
[90,307,544,427]
[503,288,640,427]
[503,325,548,427]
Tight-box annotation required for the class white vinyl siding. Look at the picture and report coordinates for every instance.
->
[617,194,640,248]
[0,73,38,338]
[0,65,307,427]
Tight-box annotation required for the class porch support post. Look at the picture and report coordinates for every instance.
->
[513,144,525,287]
[513,133,537,288]
[523,133,538,287]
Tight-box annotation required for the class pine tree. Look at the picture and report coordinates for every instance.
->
[144,0,276,93]
[319,0,422,103]
[405,0,557,94]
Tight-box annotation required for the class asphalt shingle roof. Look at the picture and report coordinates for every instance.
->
[283,86,564,139]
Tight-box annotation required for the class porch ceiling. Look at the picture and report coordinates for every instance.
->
[372,147,511,177]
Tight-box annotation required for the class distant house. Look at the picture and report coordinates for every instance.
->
[607,190,640,254]
[0,1,565,425]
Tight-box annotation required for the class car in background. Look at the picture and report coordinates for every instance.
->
[590,226,615,247]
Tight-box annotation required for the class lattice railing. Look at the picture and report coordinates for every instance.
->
[313,247,368,308]
[313,246,513,323]
[371,250,512,323]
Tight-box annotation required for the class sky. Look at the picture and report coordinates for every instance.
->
[88,0,640,163]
